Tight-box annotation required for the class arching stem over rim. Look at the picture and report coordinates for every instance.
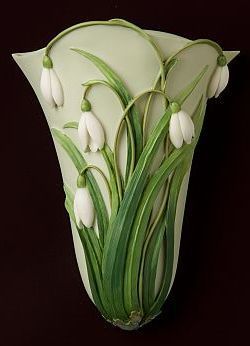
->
[44,19,165,88]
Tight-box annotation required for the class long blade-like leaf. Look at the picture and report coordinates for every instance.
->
[146,98,206,319]
[101,67,207,319]
[63,184,110,317]
[51,128,109,246]
[71,48,143,180]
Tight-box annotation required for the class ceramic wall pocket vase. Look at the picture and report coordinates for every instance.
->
[13,19,239,330]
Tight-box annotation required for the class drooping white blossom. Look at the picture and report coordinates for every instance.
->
[78,111,105,152]
[74,187,95,228]
[169,109,195,149]
[40,56,64,107]
[207,55,229,99]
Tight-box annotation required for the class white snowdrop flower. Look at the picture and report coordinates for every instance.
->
[40,55,64,107]
[169,102,195,149]
[74,175,95,229]
[207,55,229,99]
[78,99,105,152]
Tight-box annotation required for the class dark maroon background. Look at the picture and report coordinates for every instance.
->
[2,1,250,345]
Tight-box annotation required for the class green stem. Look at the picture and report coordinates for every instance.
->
[142,71,162,146]
[165,39,223,67]
[80,165,112,208]
[44,19,165,86]
[101,146,120,224]
[115,89,169,184]
[83,80,123,105]
[83,79,131,201]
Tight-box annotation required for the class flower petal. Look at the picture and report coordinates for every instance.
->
[40,67,55,106]
[78,114,89,152]
[178,110,195,144]
[74,195,82,228]
[85,111,105,150]
[50,68,64,106]
[207,66,222,99]
[89,139,99,152]
[169,113,183,149]
[215,65,229,98]
[75,188,95,228]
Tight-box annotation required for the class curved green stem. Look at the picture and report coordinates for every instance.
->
[44,19,165,86]
[114,117,135,189]
[109,19,165,89]
[115,89,169,184]
[165,39,223,67]
[83,80,124,108]
[83,79,132,201]
[142,71,162,146]
[80,165,112,208]
[142,58,178,147]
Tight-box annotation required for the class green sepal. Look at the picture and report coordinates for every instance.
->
[217,54,227,67]
[43,55,53,68]
[81,99,91,112]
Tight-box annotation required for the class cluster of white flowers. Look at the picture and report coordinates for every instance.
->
[169,55,229,148]
[40,53,229,229]
[74,99,105,228]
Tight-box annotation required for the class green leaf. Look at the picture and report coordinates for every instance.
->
[141,217,166,312]
[78,227,112,319]
[101,68,207,319]
[101,145,120,224]
[71,48,143,181]
[145,160,190,319]
[61,125,119,228]
[63,184,76,225]
[124,144,190,313]
[63,184,110,317]
[125,97,204,312]
[63,121,79,129]
[173,65,208,105]
[145,97,205,319]
[51,128,109,247]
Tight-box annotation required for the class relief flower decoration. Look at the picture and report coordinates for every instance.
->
[78,99,105,152]
[169,102,195,149]
[207,55,229,98]
[40,55,64,107]
[74,174,95,228]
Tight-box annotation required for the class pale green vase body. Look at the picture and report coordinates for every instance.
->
[13,20,238,330]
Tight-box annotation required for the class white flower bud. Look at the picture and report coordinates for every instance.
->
[169,110,195,149]
[208,57,229,99]
[78,111,105,152]
[74,187,95,228]
[40,56,64,107]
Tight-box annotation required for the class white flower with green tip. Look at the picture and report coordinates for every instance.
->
[74,175,95,229]
[169,102,195,149]
[208,55,229,98]
[40,55,64,107]
[78,99,105,152]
